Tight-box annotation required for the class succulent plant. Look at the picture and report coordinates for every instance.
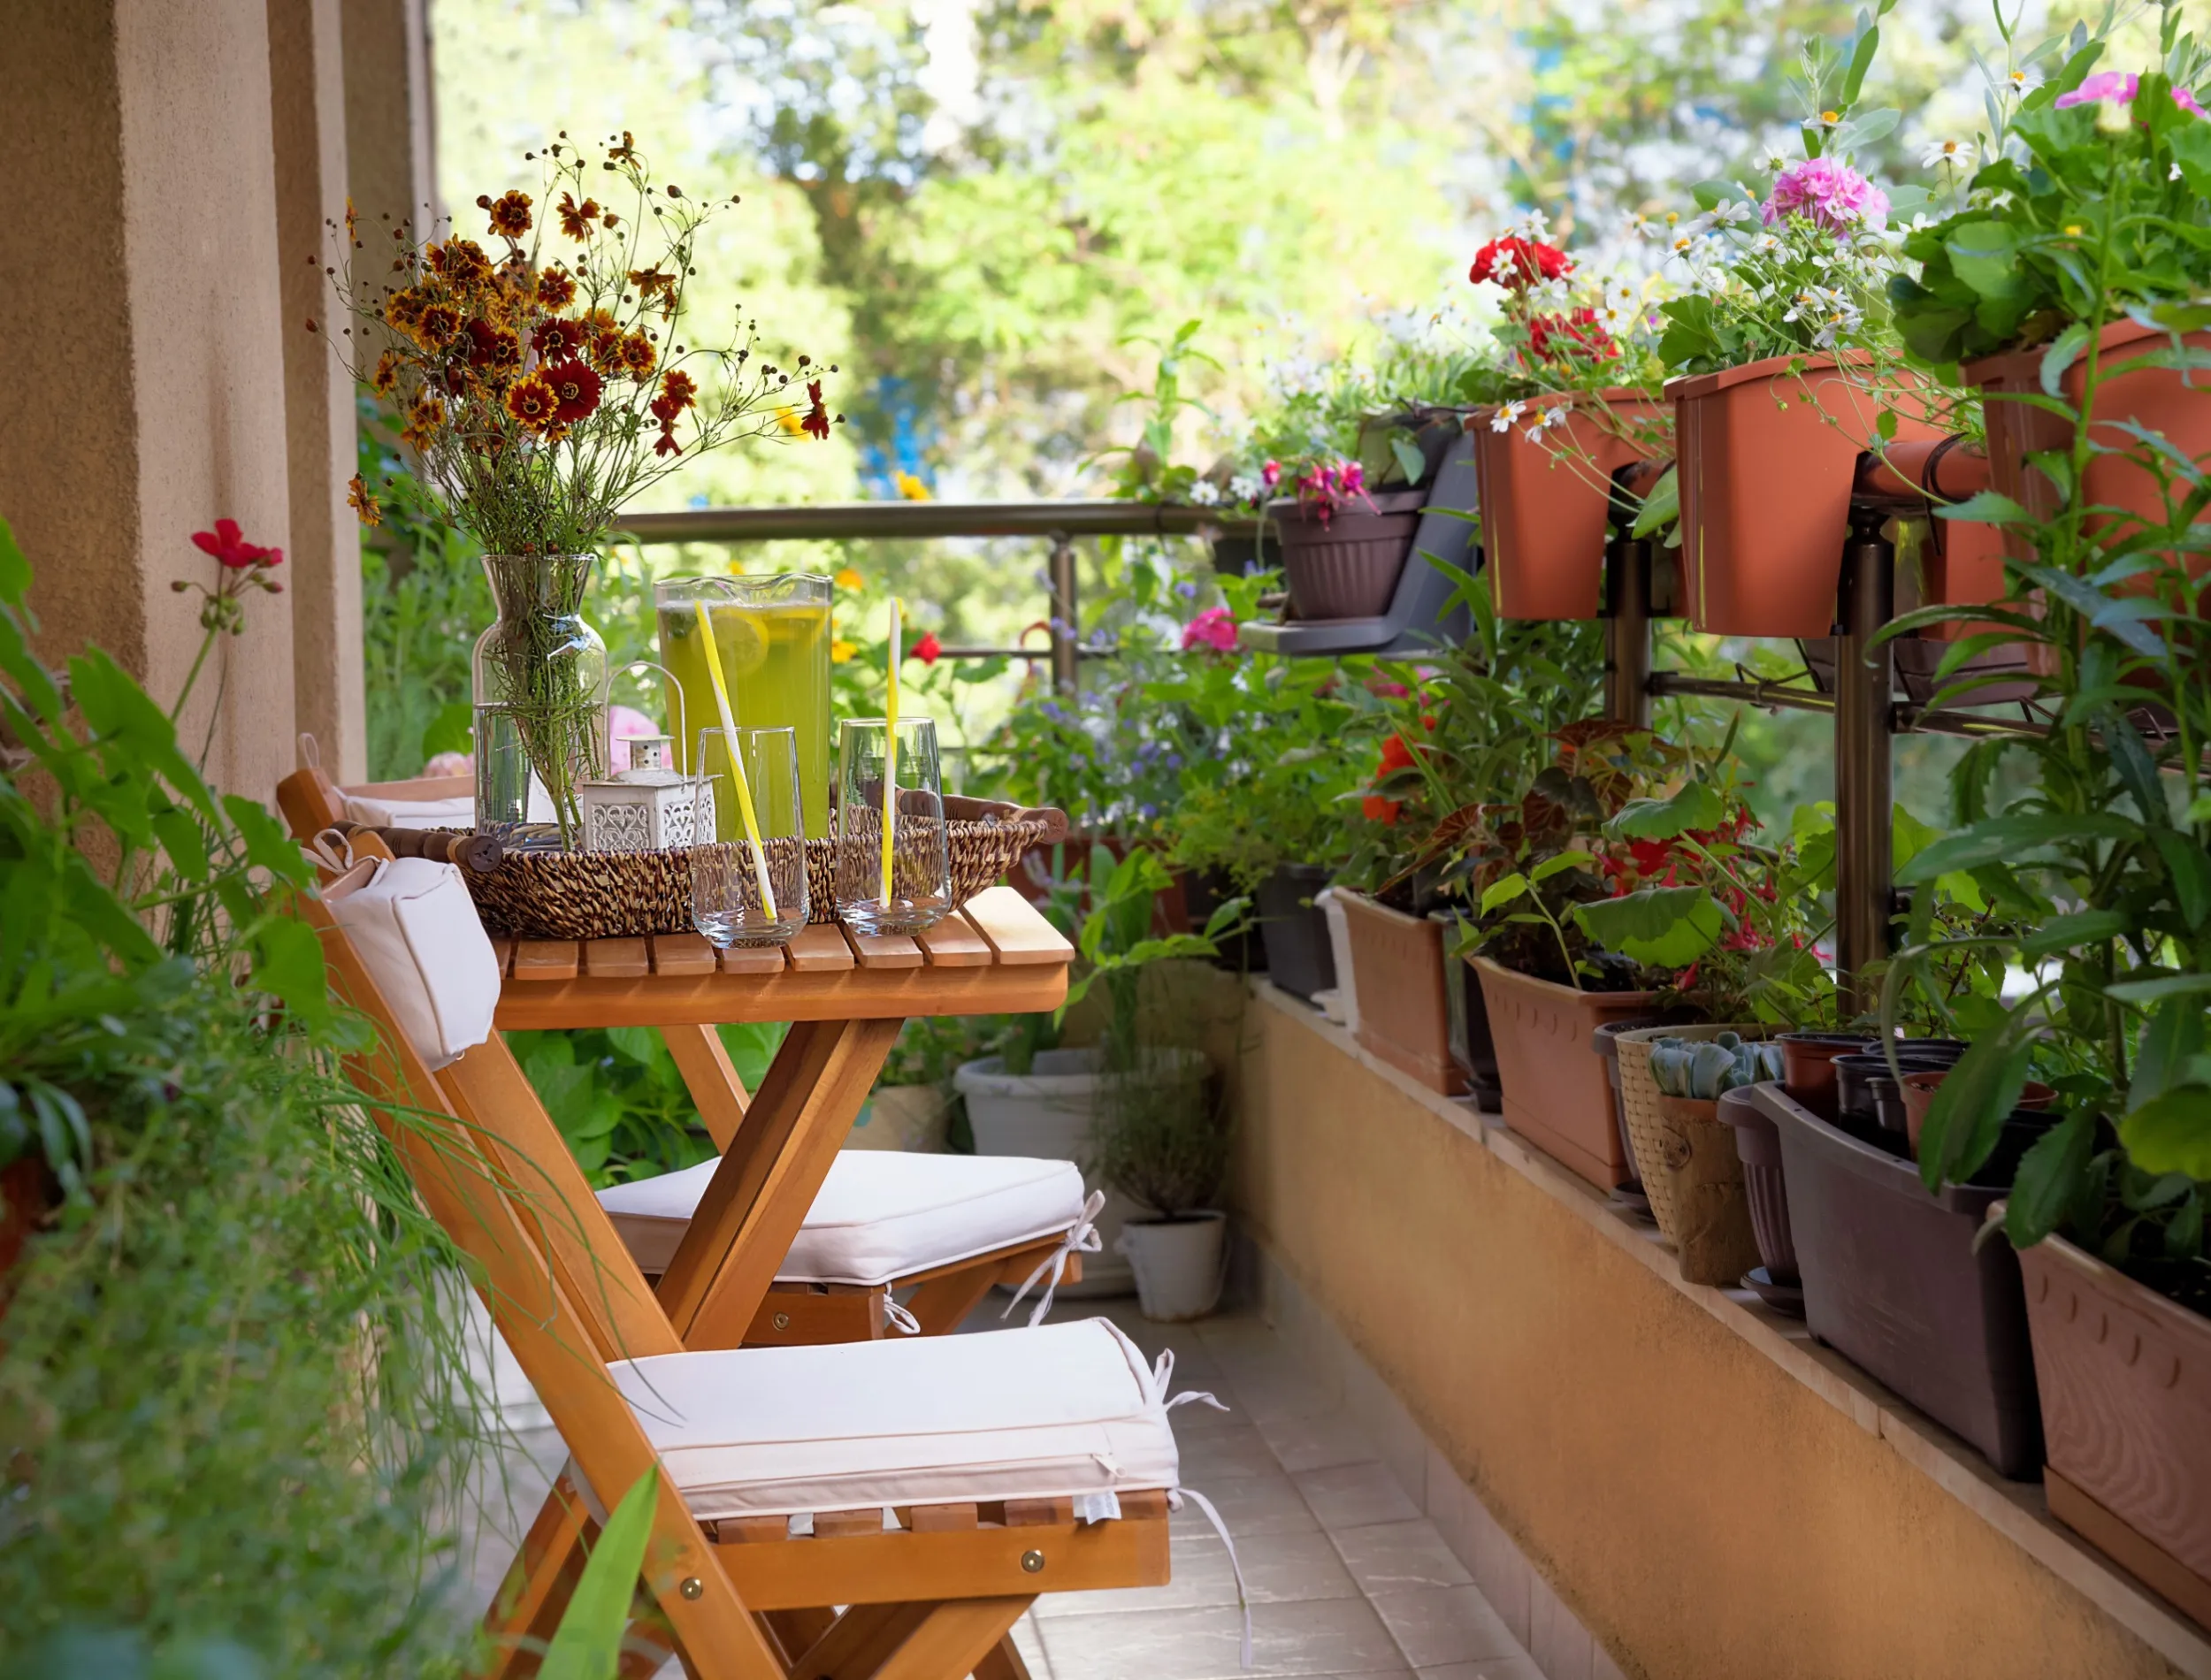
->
[1648,1031,1784,1100]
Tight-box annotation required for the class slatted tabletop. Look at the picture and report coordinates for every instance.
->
[492,885,1074,1029]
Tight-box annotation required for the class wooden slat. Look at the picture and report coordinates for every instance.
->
[907,1503,979,1533]
[786,923,856,973]
[717,942,789,976]
[582,936,650,978]
[1004,1497,1075,1527]
[511,939,581,981]
[840,923,925,970]
[648,933,718,977]
[960,887,1074,966]
[488,938,516,977]
[914,915,992,967]
[496,961,1067,1030]
[812,1508,887,1539]
[742,1285,881,1346]
[720,1515,788,1545]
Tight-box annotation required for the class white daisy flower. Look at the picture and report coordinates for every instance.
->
[1490,400,1526,433]
[1921,137,1976,168]
[1189,480,1221,506]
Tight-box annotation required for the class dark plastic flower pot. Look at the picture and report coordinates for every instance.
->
[1718,1088,1795,1287]
[1439,917,1504,1111]
[1256,864,1335,1001]
[1751,1082,2042,1478]
[1268,491,1425,621]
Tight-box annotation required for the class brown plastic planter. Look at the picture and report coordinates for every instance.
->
[1751,1083,2042,1478]
[1337,890,1464,1096]
[2018,1233,2211,1627]
[1900,1070,2055,1161]
[1269,491,1425,620]
[1776,1033,1872,1123]
[1718,1088,1796,1285]
[1671,353,1940,638]
[1473,958,1659,1189]
[1966,319,2211,577]
[1473,390,1667,621]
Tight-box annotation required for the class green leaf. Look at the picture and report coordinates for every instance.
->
[1919,1026,2035,1190]
[2152,830,2211,928]
[1896,812,2139,882]
[1572,885,1723,968]
[422,700,475,762]
[2039,322,2093,398]
[1944,221,2024,300]
[1389,433,1426,485]
[2106,973,2211,1005]
[1480,873,1530,914]
[540,1468,659,1680]
[604,1026,662,1065]
[2006,1112,2096,1249]
[250,916,333,1033]
[2119,1087,2211,1180]
[1630,465,1679,538]
[1931,490,2031,525]
[1529,848,1595,882]
[2018,908,2133,959]
[0,516,28,607]
[2131,997,2205,1109]
[1609,781,1725,841]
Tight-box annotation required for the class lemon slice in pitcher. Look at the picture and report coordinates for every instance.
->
[707,603,770,678]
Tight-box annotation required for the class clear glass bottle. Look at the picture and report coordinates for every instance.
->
[472,552,609,851]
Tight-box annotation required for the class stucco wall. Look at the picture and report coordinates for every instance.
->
[1230,995,2188,1680]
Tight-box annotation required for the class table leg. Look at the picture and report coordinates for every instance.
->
[656,1016,903,1349]
[662,1024,751,1151]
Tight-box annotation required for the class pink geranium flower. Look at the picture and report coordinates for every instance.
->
[1180,607,1239,653]
[1763,157,1889,233]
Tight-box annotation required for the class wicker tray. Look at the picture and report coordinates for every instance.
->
[455,796,1067,941]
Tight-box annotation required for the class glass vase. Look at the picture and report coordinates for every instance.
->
[472,552,609,851]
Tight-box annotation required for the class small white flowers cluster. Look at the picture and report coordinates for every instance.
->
[1227,472,1265,505]
[1188,479,1221,506]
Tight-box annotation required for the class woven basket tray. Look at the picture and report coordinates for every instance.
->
[455,796,1066,941]
[1615,1024,1775,1246]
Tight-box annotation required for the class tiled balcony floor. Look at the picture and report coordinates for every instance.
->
[982,1302,1541,1680]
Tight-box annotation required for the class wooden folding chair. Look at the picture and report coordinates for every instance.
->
[277,759,1091,1348]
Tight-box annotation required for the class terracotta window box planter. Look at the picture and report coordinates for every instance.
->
[1671,353,1940,638]
[1965,317,2211,578]
[1750,1082,2042,1478]
[1471,957,1660,1190]
[1266,491,1426,621]
[1472,390,1667,621]
[1335,890,1465,1096]
[2017,1233,2211,1627]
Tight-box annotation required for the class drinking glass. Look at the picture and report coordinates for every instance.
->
[836,717,952,936]
[690,726,808,948]
[654,574,832,836]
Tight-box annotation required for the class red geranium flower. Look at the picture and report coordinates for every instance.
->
[1378,733,1417,775]
[192,518,282,570]
[1527,309,1618,363]
[910,630,943,666]
[1363,794,1403,826]
[1470,236,1572,291]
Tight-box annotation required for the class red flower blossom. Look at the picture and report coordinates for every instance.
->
[542,358,602,424]
[1527,309,1618,363]
[1378,733,1417,775]
[653,426,683,458]
[192,518,282,570]
[910,630,943,665]
[1363,794,1403,826]
[800,379,831,441]
[1470,236,1572,291]
[1180,607,1239,653]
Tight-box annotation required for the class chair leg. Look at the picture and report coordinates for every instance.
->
[870,1599,1035,1680]
[477,1475,593,1680]
[902,1263,1003,1336]
[762,1607,838,1665]
[971,1632,1035,1680]
[793,1603,936,1680]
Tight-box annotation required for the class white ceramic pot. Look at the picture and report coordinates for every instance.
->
[953,1047,1208,1298]
[1117,1210,1228,1322]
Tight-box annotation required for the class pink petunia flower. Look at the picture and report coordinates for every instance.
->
[1180,607,1240,653]
[1763,157,1889,233]
[2054,70,2139,110]
[2174,85,2209,119]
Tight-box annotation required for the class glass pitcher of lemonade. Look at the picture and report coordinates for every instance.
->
[654,574,832,836]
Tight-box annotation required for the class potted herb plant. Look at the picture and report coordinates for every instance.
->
[954,844,1243,1296]
[325,134,835,848]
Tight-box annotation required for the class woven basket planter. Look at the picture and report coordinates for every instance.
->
[456,797,1065,940]
[1615,1024,1773,1262]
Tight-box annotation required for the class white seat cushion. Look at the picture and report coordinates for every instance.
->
[595,1149,1087,1283]
[614,1317,1178,1519]
[344,792,476,830]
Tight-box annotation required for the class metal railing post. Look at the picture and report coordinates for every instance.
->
[1835,506,1896,1018]
[1047,533,1080,695]
[1603,532,1652,729]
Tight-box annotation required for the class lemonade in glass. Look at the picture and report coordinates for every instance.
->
[654,574,833,836]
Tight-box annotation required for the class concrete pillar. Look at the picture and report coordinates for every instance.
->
[341,0,439,236]
[0,0,297,806]
[270,0,368,782]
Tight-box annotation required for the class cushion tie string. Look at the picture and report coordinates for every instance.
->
[1172,1485,1251,1667]
[1001,1189,1106,1326]
[883,1296,921,1336]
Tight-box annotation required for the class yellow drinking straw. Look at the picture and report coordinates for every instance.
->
[882,597,901,904]
[692,600,778,921]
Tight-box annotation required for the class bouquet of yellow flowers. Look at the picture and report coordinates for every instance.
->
[315,132,838,847]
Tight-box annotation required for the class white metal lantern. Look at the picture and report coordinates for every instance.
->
[577,735,717,852]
